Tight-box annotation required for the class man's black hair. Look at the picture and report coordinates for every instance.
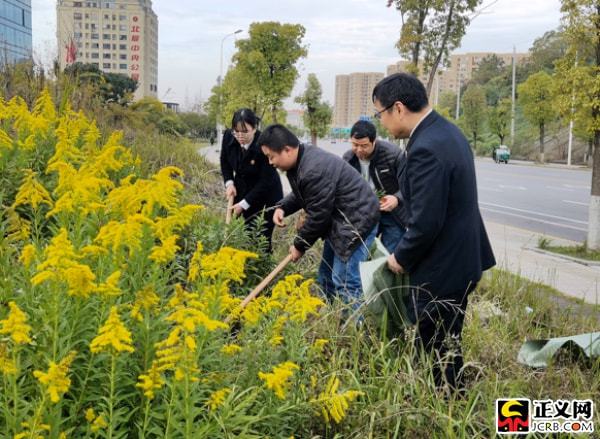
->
[231,108,260,130]
[372,73,428,113]
[350,120,376,142]
[257,124,300,152]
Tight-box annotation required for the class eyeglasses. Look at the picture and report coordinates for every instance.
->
[232,129,249,135]
[373,103,395,120]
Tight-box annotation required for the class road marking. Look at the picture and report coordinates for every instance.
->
[563,200,588,206]
[479,187,503,193]
[498,184,526,190]
[546,185,576,192]
[480,207,588,232]
[479,201,588,225]
[564,184,591,190]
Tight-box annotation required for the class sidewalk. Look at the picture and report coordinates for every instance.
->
[200,145,600,305]
[486,221,600,304]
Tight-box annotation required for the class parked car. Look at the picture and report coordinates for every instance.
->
[494,145,510,163]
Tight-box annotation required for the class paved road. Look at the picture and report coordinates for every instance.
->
[202,140,593,243]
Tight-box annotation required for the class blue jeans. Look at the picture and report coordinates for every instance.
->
[378,213,406,253]
[317,227,377,308]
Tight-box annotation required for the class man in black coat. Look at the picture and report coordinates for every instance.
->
[220,125,283,250]
[257,124,380,307]
[343,120,408,252]
[372,73,496,390]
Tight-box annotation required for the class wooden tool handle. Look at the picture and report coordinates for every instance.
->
[225,196,234,224]
[225,254,293,323]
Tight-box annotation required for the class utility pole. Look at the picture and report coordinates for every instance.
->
[510,45,517,146]
[567,51,579,166]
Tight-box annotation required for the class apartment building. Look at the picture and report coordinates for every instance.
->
[57,0,158,100]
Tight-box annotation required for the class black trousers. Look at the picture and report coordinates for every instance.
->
[406,285,474,390]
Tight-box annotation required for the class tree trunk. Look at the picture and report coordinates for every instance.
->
[587,138,594,167]
[499,134,505,145]
[586,128,600,249]
[473,132,477,150]
[411,7,429,69]
[426,0,455,96]
[311,131,317,146]
[539,122,545,163]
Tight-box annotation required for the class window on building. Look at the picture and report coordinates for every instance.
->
[73,1,83,6]
[74,12,82,20]
[91,43,99,49]
[119,44,126,50]
[102,43,110,49]
[103,34,111,40]
[119,54,126,60]
[119,15,127,21]
[103,53,111,59]
[103,63,111,69]
[91,33,99,40]
[119,64,127,70]
[119,35,127,41]
[91,53,99,59]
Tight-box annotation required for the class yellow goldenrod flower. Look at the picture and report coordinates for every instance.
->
[36,228,78,272]
[94,215,154,256]
[0,128,13,152]
[19,244,37,268]
[154,204,203,241]
[4,207,31,243]
[199,247,258,284]
[63,264,97,298]
[0,343,17,375]
[220,344,242,355]
[96,271,121,297]
[91,414,108,432]
[149,235,180,264]
[12,169,54,210]
[312,339,329,353]
[311,375,364,424]
[14,422,51,439]
[85,408,96,423]
[136,362,164,400]
[130,286,160,322]
[33,351,77,403]
[271,275,324,323]
[206,387,231,411]
[0,301,32,345]
[258,361,300,400]
[90,307,135,354]
[187,241,204,282]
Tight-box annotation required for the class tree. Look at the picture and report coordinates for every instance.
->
[555,0,600,248]
[525,29,568,74]
[295,74,333,145]
[178,112,215,139]
[488,98,512,145]
[232,22,307,123]
[63,62,137,105]
[518,71,557,163]
[471,54,505,85]
[437,90,457,118]
[386,0,483,95]
[461,84,487,150]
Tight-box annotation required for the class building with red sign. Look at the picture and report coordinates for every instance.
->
[57,0,158,100]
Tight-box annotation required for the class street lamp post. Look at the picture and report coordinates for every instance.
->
[216,29,242,147]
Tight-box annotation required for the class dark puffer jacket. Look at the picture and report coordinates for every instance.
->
[279,144,380,261]
[343,139,408,227]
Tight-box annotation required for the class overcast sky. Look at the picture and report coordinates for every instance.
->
[32,0,562,109]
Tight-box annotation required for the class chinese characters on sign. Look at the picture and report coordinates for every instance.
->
[130,15,141,82]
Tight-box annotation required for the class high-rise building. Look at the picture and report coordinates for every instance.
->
[387,51,529,104]
[0,0,32,63]
[333,72,384,128]
[57,0,158,100]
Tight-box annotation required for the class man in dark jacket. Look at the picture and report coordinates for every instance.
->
[343,120,407,252]
[372,73,496,390]
[257,124,380,307]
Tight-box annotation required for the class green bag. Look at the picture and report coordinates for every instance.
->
[517,332,600,368]
[360,238,413,338]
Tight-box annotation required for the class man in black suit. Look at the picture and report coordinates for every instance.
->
[372,73,496,391]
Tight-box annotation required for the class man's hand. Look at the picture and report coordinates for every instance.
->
[387,253,404,274]
[233,204,244,217]
[273,208,286,227]
[226,185,237,199]
[380,195,399,212]
[289,245,304,262]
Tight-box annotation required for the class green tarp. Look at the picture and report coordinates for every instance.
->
[360,239,413,337]
[517,332,600,368]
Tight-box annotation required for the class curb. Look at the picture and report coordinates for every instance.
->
[526,246,600,268]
